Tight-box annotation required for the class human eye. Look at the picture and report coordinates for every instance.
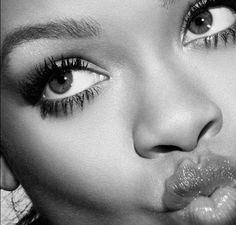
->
[182,0,236,48]
[19,56,110,118]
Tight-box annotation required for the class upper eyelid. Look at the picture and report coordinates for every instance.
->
[184,0,236,19]
[1,17,102,72]
[39,57,110,77]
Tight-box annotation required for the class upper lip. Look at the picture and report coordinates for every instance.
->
[163,153,236,211]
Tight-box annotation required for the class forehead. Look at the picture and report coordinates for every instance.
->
[1,0,179,52]
[1,0,173,27]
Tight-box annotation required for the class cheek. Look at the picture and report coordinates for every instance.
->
[1,94,151,211]
[204,55,236,121]
[197,53,236,157]
[183,48,236,118]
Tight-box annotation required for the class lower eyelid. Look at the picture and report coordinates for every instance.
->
[183,23,236,49]
[39,87,99,118]
[38,78,110,118]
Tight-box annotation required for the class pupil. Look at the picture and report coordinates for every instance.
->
[49,72,73,94]
[195,17,205,26]
[189,10,212,35]
[57,75,68,84]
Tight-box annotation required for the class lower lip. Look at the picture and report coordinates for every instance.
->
[168,185,236,225]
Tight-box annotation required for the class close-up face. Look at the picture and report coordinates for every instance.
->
[1,0,236,225]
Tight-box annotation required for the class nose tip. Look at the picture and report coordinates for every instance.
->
[134,101,223,158]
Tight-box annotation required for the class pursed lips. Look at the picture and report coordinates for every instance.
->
[163,153,236,225]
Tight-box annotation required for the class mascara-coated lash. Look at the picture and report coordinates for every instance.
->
[40,86,101,118]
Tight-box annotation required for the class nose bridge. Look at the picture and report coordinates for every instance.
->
[134,59,223,157]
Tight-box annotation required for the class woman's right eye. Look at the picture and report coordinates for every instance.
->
[44,65,108,100]
[19,57,110,118]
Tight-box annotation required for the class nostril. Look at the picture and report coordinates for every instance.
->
[197,120,215,142]
[154,145,183,153]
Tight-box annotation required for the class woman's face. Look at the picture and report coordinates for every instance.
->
[1,0,236,225]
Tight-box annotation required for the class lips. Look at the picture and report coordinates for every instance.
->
[163,153,236,225]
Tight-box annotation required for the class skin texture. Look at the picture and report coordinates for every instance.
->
[1,0,236,224]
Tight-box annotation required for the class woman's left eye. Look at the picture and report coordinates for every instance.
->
[183,3,236,48]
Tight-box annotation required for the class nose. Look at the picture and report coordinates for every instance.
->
[133,75,223,158]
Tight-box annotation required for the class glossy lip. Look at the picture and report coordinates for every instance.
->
[163,153,236,225]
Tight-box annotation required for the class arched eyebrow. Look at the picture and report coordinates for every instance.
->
[1,18,101,65]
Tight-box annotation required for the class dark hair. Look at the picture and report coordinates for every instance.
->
[16,207,39,225]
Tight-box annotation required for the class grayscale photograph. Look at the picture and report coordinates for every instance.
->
[1,0,236,225]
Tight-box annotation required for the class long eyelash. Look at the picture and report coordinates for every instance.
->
[182,0,236,48]
[19,56,88,105]
[40,86,101,118]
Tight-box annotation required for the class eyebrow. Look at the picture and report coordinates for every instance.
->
[1,18,101,64]
[161,0,176,9]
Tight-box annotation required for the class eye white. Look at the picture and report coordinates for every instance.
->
[44,70,108,100]
[184,7,236,45]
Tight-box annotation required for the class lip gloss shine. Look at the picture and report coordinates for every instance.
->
[163,154,236,225]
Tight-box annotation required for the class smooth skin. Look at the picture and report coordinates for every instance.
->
[1,0,236,225]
